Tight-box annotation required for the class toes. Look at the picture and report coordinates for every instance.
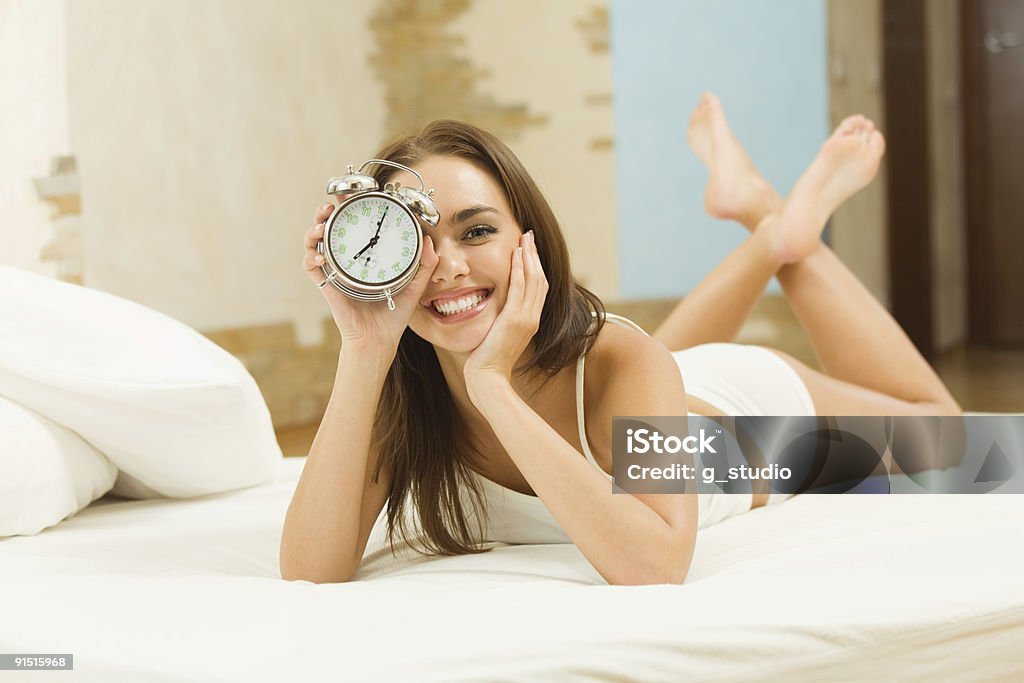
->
[696,91,721,111]
[836,114,879,141]
[869,130,886,153]
[860,118,876,141]
[837,115,860,135]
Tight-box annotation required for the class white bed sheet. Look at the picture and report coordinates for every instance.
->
[2,456,1022,682]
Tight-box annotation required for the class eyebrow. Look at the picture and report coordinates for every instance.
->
[450,205,501,224]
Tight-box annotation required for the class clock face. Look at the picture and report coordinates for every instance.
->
[326,195,419,284]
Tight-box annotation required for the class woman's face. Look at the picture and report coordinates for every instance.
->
[395,155,524,354]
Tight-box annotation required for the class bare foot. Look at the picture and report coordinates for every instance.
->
[687,92,779,231]
[767,115,886,264]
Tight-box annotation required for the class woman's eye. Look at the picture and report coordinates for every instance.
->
[464,225,496,240]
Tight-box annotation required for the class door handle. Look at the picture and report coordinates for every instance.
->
[985,30,1024,53]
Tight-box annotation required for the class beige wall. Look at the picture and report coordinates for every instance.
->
[56,0,616,348]
[827,0,889,307]
[0,0,69,279]
[455,1,618,297]
[65,0,387,346]
[10,0,616,427]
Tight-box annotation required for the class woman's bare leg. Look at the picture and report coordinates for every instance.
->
[685,93,779,232]
[653,93,780,349]
[773,249,960,410]
[655,95,883,351]
[655,94,959,412]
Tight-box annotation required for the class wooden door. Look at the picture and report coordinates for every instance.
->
[884,0,934,354]
[963,0,1024,345]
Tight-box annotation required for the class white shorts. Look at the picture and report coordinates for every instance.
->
[673,342,816,417]
[672,343,817,528]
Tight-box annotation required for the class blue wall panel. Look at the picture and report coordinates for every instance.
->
[611,0,828,298]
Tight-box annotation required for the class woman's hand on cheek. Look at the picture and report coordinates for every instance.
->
[464,231,548,399]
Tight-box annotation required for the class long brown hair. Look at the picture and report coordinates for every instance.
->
[368,120,605,555]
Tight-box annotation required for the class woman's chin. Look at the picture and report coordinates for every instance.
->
[413,310,496,355]
[433,321,492,354]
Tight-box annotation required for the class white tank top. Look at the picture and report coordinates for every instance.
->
[464,314,692,544]
[460,313,811,545]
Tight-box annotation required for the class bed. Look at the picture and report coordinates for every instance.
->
[2,267,1022,680]
[3,455,1023,682]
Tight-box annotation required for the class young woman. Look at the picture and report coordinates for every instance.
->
[280,94,961,587]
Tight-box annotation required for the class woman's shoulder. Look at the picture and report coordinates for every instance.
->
[589,317,673,366]
[580,318,686,463]
[585,318,683,406]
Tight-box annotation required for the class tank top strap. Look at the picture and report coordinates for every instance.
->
[575,312,650,472]
[601,311,650,336]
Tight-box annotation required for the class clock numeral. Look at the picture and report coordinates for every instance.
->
[392,262,402,272]
[401,246,411,257]
[338,243,347,254]
[377,268,386,280]
[401,230,412,241]
[345,213,358,225]
[360,268,369,280]
[338,227,346,237]
[395,215,403,227]
[361,205,371,217]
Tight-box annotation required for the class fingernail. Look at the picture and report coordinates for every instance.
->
[321,203,332,211]
[315,255,324,264]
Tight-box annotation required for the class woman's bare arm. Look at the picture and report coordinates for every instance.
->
[279,350,392,583]
[468,332,698,586]
[283,200,438,583]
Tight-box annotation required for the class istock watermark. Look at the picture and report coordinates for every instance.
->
[612,415,1024,496]
[625,427,718,454]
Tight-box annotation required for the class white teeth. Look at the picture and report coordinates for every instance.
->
[433,292,487,317]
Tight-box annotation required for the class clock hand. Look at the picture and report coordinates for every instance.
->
[353,207,390,261]
[375,207,389,236]
[352,237,378,261]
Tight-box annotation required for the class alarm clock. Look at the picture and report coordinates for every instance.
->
[317,159,440,310]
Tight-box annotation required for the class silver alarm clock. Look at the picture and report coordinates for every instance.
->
[317,159,440,310]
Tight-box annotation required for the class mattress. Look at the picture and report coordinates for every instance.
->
[2,456,1022,682]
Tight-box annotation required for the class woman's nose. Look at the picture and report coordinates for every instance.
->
[431,240,469,283]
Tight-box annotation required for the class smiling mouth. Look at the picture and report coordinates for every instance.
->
[429,289,492,317]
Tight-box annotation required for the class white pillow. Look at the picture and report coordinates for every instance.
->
[0,266,282,498]
[0,395,117,536]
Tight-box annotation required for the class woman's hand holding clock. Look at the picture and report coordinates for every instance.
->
[464,230,548,402]
[303,202,438,357]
